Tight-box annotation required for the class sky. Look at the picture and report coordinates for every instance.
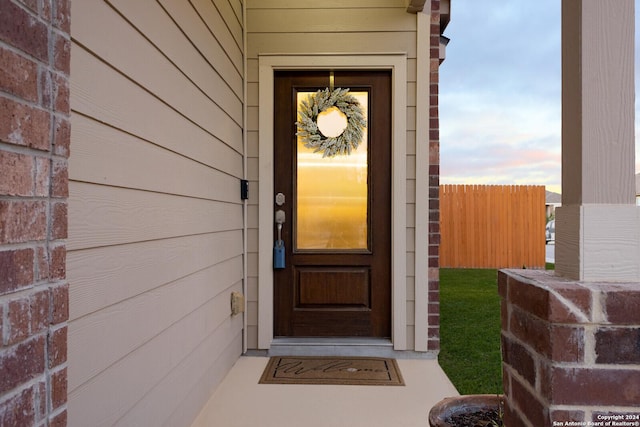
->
[439,0,640,195]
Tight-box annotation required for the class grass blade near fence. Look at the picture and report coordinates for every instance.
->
[439,268,503,395]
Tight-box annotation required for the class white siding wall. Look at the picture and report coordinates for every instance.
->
[245,0,420,350]
[67,1,245,426]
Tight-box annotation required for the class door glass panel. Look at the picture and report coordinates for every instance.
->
[296,91,369,250]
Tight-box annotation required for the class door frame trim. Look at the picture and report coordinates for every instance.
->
[258,53,407,349]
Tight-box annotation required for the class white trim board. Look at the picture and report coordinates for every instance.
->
[258,53,408,350]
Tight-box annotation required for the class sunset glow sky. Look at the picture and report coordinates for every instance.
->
[439,0,640,195]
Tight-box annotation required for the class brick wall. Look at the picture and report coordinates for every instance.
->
[0,0,70,425]
[499,269,640,427]
[427,0,441,352]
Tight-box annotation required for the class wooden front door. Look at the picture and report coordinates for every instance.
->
[273,70,391,337]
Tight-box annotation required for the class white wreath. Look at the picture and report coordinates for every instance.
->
[295,88,366,157]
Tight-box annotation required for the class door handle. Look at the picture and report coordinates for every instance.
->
[275,210,285,241]
[274,209,286,269]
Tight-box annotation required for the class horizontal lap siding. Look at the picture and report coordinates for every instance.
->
[245,1,418,349]
[68,0,244,426]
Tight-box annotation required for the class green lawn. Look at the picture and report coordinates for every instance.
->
[438,268,503,395]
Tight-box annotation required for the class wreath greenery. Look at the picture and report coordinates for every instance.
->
[296,88,366,157]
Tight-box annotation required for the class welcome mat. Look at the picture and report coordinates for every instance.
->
[259,356,404,386]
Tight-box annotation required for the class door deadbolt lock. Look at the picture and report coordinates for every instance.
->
[275,192,285,206]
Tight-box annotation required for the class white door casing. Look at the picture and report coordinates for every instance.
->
[257,54,410,350]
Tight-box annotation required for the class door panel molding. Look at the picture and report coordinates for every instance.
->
[258,54,407,349]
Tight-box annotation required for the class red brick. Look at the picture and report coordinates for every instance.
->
[428,243,439,256]
[30,289,49,333]
[51,159,68,198]
[510,308,550,356]
[35,380,46,421]
[49,244,65,280]
[50,283,68,324]
[0,200,47,244]
[34,156,50,197]
[501,335,536,385]
[48,326,66,368]
[429,232,440,245]
[0,0,48,62]
[550,326,584,362]
[50,367,66,409]
[6,298,30,345]
[502,368,511,398]
[428,302,439,314]
[0,47,38,102]
[509,278,550,319]
[50,202,67,240]
[16,0,38,13]
[502,399,529,427]
[53,0,71,34]
[510,305,584,362]
[511,376,548,427]
[427,339,440,351]
[36,246,49,281]
[52,70,69,113]
[539,359,553,397]
[0,335,45,394]
[41,69,70,115]
[49,409,67,427]
[0,386,35,427]
[53,117,70,157]
[595,327,640,364]
[551,285,591,320]
[0,151,33,196]
[0,97,50,151]
[551,367,640,406]
[0,248,34,295]
[41,0,52,22]
[53,33,70,76]
[605,290,640,324]
[428,313,439,326]
[550,409,584,425]
[430,82,439,95]
[39,67,53,109]
[428,326,439,338]
[500,299,509,331]
[498,270,508,298]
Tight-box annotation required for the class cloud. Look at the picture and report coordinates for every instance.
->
[440,0,639,190]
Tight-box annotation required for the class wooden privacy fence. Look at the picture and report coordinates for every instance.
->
[439,185,546,269]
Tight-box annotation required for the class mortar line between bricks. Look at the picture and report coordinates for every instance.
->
[550,361,640,370]
[0,141,67,161]
[0,42,52,71]
[0,90,53,113]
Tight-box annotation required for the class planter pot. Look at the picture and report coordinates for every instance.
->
[428,394,504,427]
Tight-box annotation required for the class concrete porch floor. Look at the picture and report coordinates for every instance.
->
[191,356,459,427]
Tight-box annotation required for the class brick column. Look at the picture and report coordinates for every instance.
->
[500,2,640,425]
[427,0,441,352]
[0,0,70,425]
[500,270,640,427]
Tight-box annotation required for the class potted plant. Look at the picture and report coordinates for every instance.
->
[428,394,504,427]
